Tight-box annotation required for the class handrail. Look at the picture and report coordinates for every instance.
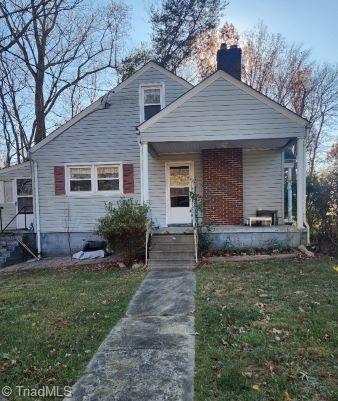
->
[145,216,152,266]
[0,206,3,232]
[191,206,198,264]
[1,206,29,233]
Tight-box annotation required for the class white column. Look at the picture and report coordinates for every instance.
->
[141,142,149,204]
[287,167,293,223]
[296,138,305,229]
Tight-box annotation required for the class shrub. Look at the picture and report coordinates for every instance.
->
[95,198,149,266]
[190,186,212,254]
[307,172,337,255]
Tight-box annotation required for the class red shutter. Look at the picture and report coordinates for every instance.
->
[54,166,66,195]
[123,164,134,193]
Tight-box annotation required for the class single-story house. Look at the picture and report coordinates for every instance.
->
[1,44,309,256]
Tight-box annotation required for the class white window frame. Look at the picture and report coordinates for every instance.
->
[66,163,123,196]
[139,83,165,123]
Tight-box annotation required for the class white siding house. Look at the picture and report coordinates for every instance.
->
[26,53,308,256]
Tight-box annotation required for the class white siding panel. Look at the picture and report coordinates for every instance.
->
[142,78,305,142]
[243,149,283,223]
[32,66,189,233]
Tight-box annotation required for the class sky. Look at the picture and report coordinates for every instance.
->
[125,0,338,65]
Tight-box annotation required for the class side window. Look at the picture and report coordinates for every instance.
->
[68,166,92,192]
[96,165,120,192]
[140,85,164,122]
[66,164,122,194]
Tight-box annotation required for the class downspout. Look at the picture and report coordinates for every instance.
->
[303,125,310,245]
[136,127,143,203]
[32,159,41,257]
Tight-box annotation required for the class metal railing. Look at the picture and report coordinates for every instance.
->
[0,206,30,232]
[145,216,152,266]
[191,206,198,264]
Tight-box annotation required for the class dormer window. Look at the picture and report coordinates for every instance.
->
[140,84,164,122]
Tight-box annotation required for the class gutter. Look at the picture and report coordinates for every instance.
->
[303,125,310,245]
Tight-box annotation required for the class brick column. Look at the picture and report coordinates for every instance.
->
[202,148,243,225]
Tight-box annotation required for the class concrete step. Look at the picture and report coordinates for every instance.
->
[149,259,196,267]
[150,243,195,252]
[151,234,194,245]
[149,264,195,271]
[150,251,195,261]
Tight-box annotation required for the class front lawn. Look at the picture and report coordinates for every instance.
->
[0,267,144,400]
[195,257,337,401]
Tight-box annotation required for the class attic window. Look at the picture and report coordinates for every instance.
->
[140,85,164,122]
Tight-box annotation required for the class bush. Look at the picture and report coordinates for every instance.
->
[95,198,149,266]
[307,171,337,255]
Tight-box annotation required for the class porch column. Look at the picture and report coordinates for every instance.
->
[296,138,305,229]
[287,167,293,223]
[141,141,149,204]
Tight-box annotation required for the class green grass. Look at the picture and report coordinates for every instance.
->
[0,268,145,400]
[195,257,338,401]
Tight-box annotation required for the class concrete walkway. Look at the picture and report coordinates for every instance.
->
[66,270,196,401]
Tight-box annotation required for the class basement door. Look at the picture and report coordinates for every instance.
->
[165,161,194,225]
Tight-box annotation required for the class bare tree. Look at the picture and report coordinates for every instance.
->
[302,65,338,175]
[190,21,239,80]
[0,0,50,53]
[0,0,129,151]
[241,23,338,175]
[0,51,30,163]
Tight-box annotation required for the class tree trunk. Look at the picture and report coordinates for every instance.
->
[34,70,46,144]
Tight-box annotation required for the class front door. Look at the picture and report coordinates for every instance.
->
[15,178,34,229]
[166,162,194,225]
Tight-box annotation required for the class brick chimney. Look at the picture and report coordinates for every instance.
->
[216,43,242,80]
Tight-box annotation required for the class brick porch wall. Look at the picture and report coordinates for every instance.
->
[202,148,243,225]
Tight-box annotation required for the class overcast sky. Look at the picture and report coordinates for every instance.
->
[125,0,338,65]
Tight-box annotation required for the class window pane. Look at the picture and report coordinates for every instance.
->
[170,196,189,207]
[70,180,92,192]
[98,179,119,191]
[97,166,119,179]
[144,104,161,120]
[17,179,32,196]
[70,167,91,179]
[170,187,189,207]
[170,166,190,186]
[17,197,33,214]
[144,88,160,104]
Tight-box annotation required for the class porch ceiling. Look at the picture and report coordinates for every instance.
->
[150,138,292,155]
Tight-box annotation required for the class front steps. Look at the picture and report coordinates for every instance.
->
[0,232,36,268]
[148,233,196,271]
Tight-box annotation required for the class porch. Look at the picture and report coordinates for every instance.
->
[139,137,307,248]
[152,225,306,249]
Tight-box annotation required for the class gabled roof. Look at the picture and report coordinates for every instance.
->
[29,61,192,154]
[138,69,309,132]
